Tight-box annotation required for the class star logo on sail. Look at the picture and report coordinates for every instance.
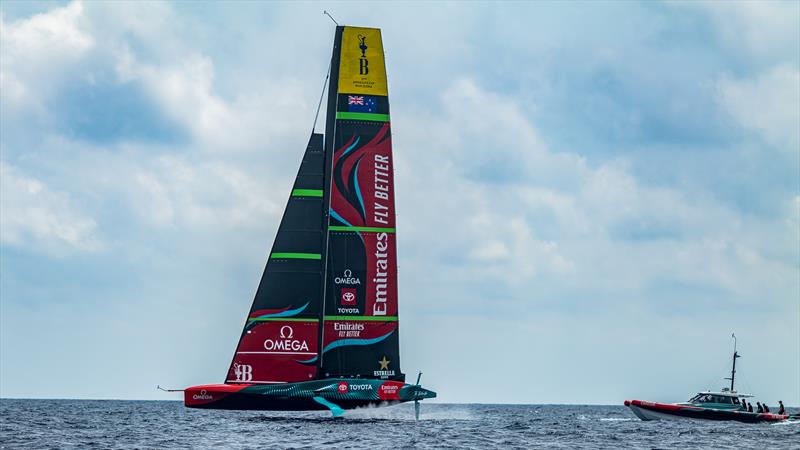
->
[374,355,395,378]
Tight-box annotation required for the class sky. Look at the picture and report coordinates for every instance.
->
[1,1,798,405]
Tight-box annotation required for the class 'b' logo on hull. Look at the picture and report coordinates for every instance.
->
[234,363,253,382]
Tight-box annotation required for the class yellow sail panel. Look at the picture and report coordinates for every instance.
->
[338,27,387,96]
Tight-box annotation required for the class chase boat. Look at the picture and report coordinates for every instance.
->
[624,391,791,423]
[625,336,796,423]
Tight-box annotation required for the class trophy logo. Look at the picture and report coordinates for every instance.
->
[358,34,369,75]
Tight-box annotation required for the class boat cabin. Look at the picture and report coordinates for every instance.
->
[684,389,753,410]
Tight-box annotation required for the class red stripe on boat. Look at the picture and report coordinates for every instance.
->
[626,399,702,411]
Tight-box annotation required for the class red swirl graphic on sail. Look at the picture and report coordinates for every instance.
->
[330,123,394,229]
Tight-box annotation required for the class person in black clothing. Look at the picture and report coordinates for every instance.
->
[741,400,748,411]
[778,400,785,415]
[756,402,764,413]
[747,401,753,412]
[763,403,770,413]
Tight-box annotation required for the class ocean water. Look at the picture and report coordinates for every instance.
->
[1,399,798,449]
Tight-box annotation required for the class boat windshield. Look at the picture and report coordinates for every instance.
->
[689,394,735,404]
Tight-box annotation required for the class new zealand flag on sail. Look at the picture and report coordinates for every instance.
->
[347,95,377,113]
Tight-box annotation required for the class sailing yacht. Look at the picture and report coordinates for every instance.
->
[182,25,436,418]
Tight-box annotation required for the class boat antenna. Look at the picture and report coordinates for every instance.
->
[724,333,740,392]
[323,10,339,26]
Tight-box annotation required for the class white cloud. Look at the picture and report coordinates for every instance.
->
[132,55,234,145]
[395,77,797,311]
[125,154,282,230]
[123,54,312,153]
[717,65,800,154]
[0,1,92,112]
[0,162,99,253]
[675,0,800,64]
[1,1,314,155]
[0,0,318,239]
[0,1,92,59]
[20,141,286,232]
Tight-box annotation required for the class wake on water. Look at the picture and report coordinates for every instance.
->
[343,402,477,421]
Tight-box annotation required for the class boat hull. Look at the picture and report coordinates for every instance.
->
[185,379,435,411]
[624,400,788,423]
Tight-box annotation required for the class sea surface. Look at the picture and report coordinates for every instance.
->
[1,399,798,449]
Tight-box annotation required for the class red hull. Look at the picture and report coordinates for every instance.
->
[184,379,435,411]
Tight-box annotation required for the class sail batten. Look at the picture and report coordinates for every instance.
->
[335,112,390,121]
[270,252,322,260]
[292,189,324,197]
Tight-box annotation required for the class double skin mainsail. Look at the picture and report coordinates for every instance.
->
[183,26,435,416]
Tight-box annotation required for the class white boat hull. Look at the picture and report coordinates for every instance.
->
[628,404,697,421]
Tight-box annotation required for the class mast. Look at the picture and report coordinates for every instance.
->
[725,333,740,391]
[318,25,344,377]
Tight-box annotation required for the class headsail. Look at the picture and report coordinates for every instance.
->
[319,26,403,381]
[226,134,325,384]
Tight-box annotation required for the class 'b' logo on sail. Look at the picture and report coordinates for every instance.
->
[233,363,253,382]
[358,34,368,75]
